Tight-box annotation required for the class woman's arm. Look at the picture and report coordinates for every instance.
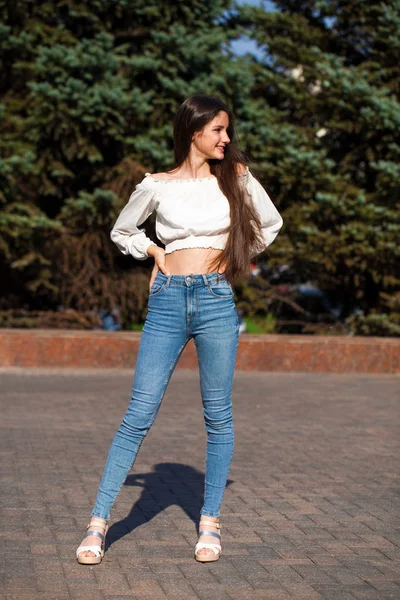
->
[240,166,283,253]
[110,178,158,260]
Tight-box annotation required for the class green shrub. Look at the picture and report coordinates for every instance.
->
[243,314,277,334]
[128,322,145,331]
[345,313,400,337]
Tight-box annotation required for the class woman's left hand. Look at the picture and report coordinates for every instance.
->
[149,262,160,290]
[148,246,170,291]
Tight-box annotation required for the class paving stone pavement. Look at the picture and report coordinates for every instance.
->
[1,368,399,600]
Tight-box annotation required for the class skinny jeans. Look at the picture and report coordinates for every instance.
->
[91,272,239,521]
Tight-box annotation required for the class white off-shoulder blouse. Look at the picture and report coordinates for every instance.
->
[110,167,283,260]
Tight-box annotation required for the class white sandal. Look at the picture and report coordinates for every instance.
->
[76,518,109,565]
[194,518,221,563]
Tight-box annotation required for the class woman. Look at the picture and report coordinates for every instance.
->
[76,94,283,564]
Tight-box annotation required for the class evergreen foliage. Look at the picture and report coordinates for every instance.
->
[0,0,398,334]
[229,0,400,332]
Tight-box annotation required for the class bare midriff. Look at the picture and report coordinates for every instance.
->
[165,248,225,275]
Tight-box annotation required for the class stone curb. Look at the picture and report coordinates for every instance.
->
[0,329,399,373]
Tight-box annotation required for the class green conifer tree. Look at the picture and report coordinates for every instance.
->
[230,0,400,332]
[1,0,398,334]
[0,0,243,322]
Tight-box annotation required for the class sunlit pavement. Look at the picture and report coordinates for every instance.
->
[1,368,399,600]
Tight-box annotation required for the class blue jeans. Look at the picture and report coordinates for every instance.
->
[91,272,240,521]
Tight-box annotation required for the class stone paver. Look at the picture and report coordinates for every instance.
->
[1,368,399,600]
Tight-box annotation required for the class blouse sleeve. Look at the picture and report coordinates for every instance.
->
[242,168,283,256]
[110,175,158,261]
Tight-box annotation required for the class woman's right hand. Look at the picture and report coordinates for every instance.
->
[147,245,171,291]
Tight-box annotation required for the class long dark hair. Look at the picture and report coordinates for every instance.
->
[171,94,264,282]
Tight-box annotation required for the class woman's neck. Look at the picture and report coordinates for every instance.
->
[169,159,211,179]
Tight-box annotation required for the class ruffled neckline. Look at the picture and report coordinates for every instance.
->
[145,172,217,183]
[145,167,248,183]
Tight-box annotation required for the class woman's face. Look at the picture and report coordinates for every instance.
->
[191,111,230,160]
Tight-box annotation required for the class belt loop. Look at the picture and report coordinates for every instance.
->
[166,275,172,289]
[202,274,208,287]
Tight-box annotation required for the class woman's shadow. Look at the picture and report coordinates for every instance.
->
[105,462,232,550]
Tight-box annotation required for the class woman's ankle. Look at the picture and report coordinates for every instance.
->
[88,517,108,528]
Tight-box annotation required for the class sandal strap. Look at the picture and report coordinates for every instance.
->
[198,530,220,540]
[200,519,221,530]
[83,530,104,541]
[76,544,103,558]
[195,542,221,555]
[87,519,107,529]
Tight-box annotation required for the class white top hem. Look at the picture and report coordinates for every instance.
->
[165,235,227,254]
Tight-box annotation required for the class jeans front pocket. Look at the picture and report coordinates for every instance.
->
[149,280,167,298]
[206,279,234,299]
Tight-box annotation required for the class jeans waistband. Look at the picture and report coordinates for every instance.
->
[155,271,228,287]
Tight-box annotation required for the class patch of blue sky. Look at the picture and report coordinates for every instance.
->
[228,1,336,58]
[324,16,337,28]
[235,0,275,7]
[228,0,276,59]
